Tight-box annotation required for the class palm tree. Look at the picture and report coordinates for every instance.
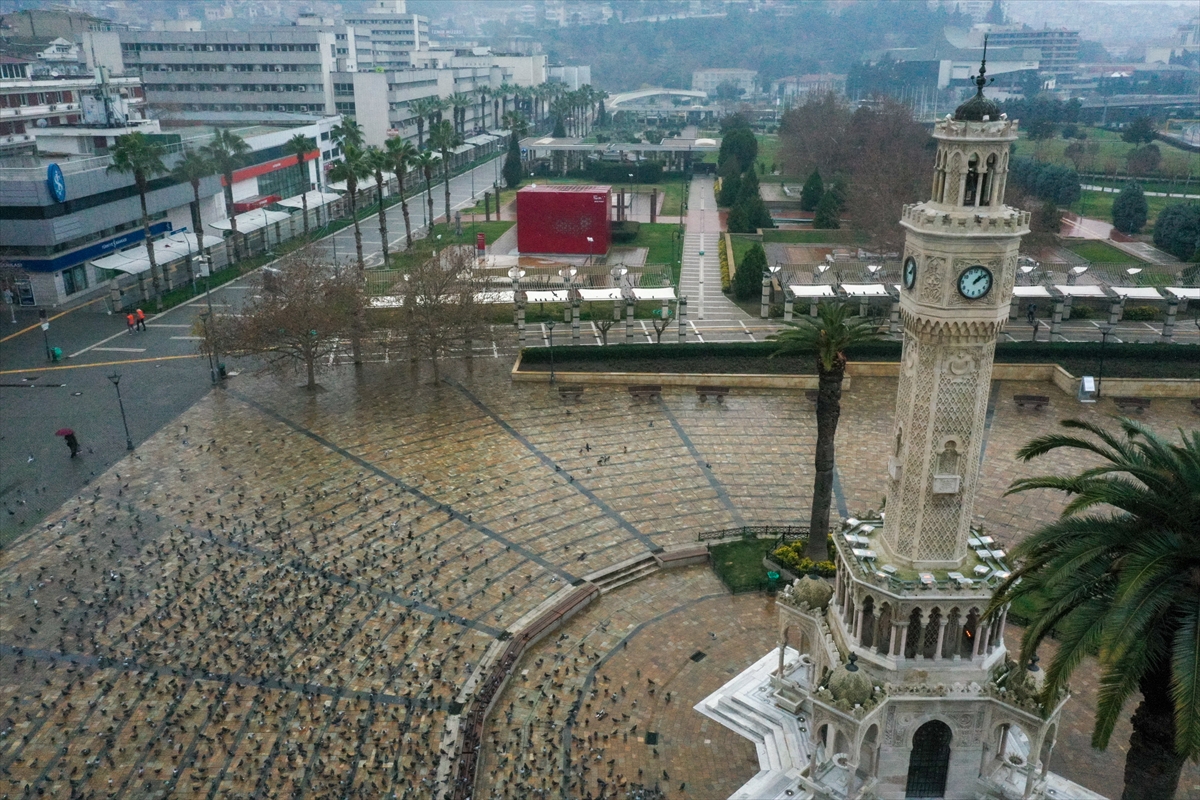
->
[283,133,316,238]
[477,86,489,132]
[502,111,529,140]
[170,147,215,291]
[449,93,472,136]
[408,97,443,150]
[768,303,881,561]
[429,120,462,226]
[385,137,418,247]
[414,151,437,230]
[332,117,364,149]
[108,133,168,308]
[203,129,250,262]
[365,147,391,269]
[327,143,369,271]
[987,419,1200,800]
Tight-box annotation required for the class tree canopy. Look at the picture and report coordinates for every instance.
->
[718,126,757,171]
[1153,203,1200,262]
[733,242,766,301]
[1112,182,1148,235]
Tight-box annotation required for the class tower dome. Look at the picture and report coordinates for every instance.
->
[954,41,1001,122]
[827,654,873,706]
[791,574,834,611]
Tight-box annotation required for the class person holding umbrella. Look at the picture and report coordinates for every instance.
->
[57,428,80,458]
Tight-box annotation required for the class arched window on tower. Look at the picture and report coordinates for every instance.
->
[963,155,980,206]
[980,154,997,206]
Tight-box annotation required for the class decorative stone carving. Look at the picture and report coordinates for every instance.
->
[920,256,945,303]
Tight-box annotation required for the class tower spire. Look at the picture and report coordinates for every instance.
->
[974,34,989,97]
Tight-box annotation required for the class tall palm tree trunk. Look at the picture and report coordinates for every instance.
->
[395,169,412,246]
[425,173,434,228]
[417,119,425,150]
[187,180,203,290]
[347,184,364,366]
[349,188,364,269]
[1123,662,1187,800]
[375,173,389,269]
[807,355,846,562]
[443,160,452,225]
[223,178,240,261]
[137,179,163,310]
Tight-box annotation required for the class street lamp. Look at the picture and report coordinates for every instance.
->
[199,256,220,382]
[200,311,217,385]
[1067,265,1088,286]
[628,172,635,221]
[546,320,556,385]
[1097,324,1114,399]
[108,373,134,451]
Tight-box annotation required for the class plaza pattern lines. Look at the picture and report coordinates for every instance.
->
[1,360,1197,799]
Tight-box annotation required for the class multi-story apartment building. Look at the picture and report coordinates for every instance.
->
[0,56,147,155]
[971,24,1080,78]
[341,0,429,69]
[692,68,757,98]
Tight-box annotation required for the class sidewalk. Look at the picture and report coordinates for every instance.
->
[678,176,750,323]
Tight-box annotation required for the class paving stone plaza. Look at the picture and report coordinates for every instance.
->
[1,357,1198,799]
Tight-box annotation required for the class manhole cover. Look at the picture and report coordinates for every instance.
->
[690,651,707,663]
[72,392,82,396]
[644,732,658,745]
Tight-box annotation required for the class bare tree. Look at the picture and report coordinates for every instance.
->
[651,313,672,343]
[595,318,615,345]
[212,250,360,390]
[385,246,488,381]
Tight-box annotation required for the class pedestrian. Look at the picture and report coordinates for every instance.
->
[1026,303,1037,324]
[64,432,80,458]
[135,308,147,331]
[126,312,136,334]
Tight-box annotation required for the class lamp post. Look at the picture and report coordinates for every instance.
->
[628,172,635,222]
[108,373,134,451]
[1097,324,1114,399]
[546,320,556,385]
[200,311,216,385]
[1067,265,1087,286]
[199,256,220,382]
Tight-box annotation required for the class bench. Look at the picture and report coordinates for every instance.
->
[1112,396,1151,413]
[696,385,730,403]
[557,384,584,403]
[628,384,662,402]
[1192,398,1200,415]
[804,390,819,404]
[1013,394,1050,410]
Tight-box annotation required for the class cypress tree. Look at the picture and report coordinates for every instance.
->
[734,242,767,300]
[813,192,841,229]
[800,169,824,212]
[502,134,523,189]
[1112,182,1148,235]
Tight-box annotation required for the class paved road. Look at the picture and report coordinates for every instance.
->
[678,176,750,326]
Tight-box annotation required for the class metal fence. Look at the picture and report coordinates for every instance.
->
[697,525,808,543]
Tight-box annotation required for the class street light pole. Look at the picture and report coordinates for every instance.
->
[546,320,556,385]
[1097,325,1113,398]
[108,373,134,451]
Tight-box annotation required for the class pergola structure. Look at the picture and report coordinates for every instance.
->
[518,135,720,174]
[1011,281,1195,340]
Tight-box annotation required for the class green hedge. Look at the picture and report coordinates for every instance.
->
[611,220,641,243]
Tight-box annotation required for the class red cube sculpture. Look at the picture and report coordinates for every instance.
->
[516,184,611,255]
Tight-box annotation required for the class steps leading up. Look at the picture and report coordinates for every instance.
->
[583,552,660,593]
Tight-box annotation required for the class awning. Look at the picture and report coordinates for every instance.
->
[1111,287,1164,301]
[1012,286,1052,298]
[789,284,837,298]
[578,288,624,301]
[451,143,473,155]
[1165,287,1200,300]
[326,180,348,192]
[209,209,291,234]
[841,283,890,297]
[632,287,676,301]
[1052,284,1109,298]
[525,290,570,303]
[476,290,514,304]
[464,134,498,146]
[90,231,207,275]
[277,190,341,210]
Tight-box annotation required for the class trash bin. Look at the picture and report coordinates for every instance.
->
[766,570,780,591]
[218,363,227,379]
[50,346,62,362]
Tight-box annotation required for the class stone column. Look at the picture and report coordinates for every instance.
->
[890,297,901,335]
[1050,297,1064,339]
[971,620,983,659]
[516,301,526,348]
[810,300,819,318]
[571,300,581,346]
[484,191,491,222]
[650,188,657,224]
[1009,293,1020,321]
[892,622,904,657]
[1163,298,1179,341]
[784,293,794,322]
[979,619,992,656]
[854,606,864,643]
[761,275,771,319]
[1108,296,1123,324]
[898,623,909,660]
[1062,294,1074,320]
[934,617,949,661]
[859,298,869,318]
[677,297,687,343]
[625,299,635,343]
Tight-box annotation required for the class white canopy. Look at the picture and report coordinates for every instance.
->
[1052,284,1108,298]
[1111,287,1165,301]
[477,290,515,304]
[1165,287,1200,300]
[1011,286,1052,298]
[326,180,348,192]
[91,231,207,275]
[789,284,836,298]
[209,209,291,234]
[525,290,570,303]
[578,288,625,301]
[632,287,676,301]
[464,134,499,146]
[277,190,341,210]
[841,282,890,297]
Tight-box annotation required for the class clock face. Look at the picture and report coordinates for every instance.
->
[957,265,993,299]
[903,256,917,290]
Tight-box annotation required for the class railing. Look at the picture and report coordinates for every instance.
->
[697,524,808,543]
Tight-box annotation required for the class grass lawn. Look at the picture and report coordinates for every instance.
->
[709,539,778,590]
[761,229,860,244]
[1071,190,1175,234]
[1015,127,1199,181]
[370,221,513,281]
[1080,177,1200,195]
[627,222,683,284]
[1063,240,1140,264]
[756,134,788,176]
[730,235,759,269]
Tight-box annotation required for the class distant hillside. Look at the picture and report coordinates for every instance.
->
[524,3,971,91]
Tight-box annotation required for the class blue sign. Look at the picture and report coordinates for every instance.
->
[8,221,173,273]
[47,163,67,203]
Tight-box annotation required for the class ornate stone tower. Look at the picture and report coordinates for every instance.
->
[881,60,1030,570]
[697,61,1105,800]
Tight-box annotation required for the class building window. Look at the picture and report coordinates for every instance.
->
[62,264,88,296]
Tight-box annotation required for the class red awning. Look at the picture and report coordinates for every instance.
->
[232,195,281,213]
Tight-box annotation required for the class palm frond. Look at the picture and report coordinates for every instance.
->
[1172,599,1200,759]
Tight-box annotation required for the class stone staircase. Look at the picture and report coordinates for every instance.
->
[581,552,660,593]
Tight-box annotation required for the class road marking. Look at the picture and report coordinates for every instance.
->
[92,347,147,353]
[739,320,756,341]
[0,296,104,343]
[68,328,137,358]
[0,354,201,376]
[148,324,194,328]
[171,336,204,340]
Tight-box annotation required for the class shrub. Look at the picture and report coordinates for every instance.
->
[1126,144,1162,176]
[1153,203,1200,262]
[1067,303,1093,319]
[772,543,837,577]
[718,236,731,292]
[585,161,663,183]
[1122,304,1160,321]
[1112,182,1148,235]
[733,242,767,300]
[719,126,758,169]
[611,220,641,243]
[800,169,824,212]
[813,192,841,229]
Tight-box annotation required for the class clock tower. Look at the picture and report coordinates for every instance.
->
[881,61,1030,570]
